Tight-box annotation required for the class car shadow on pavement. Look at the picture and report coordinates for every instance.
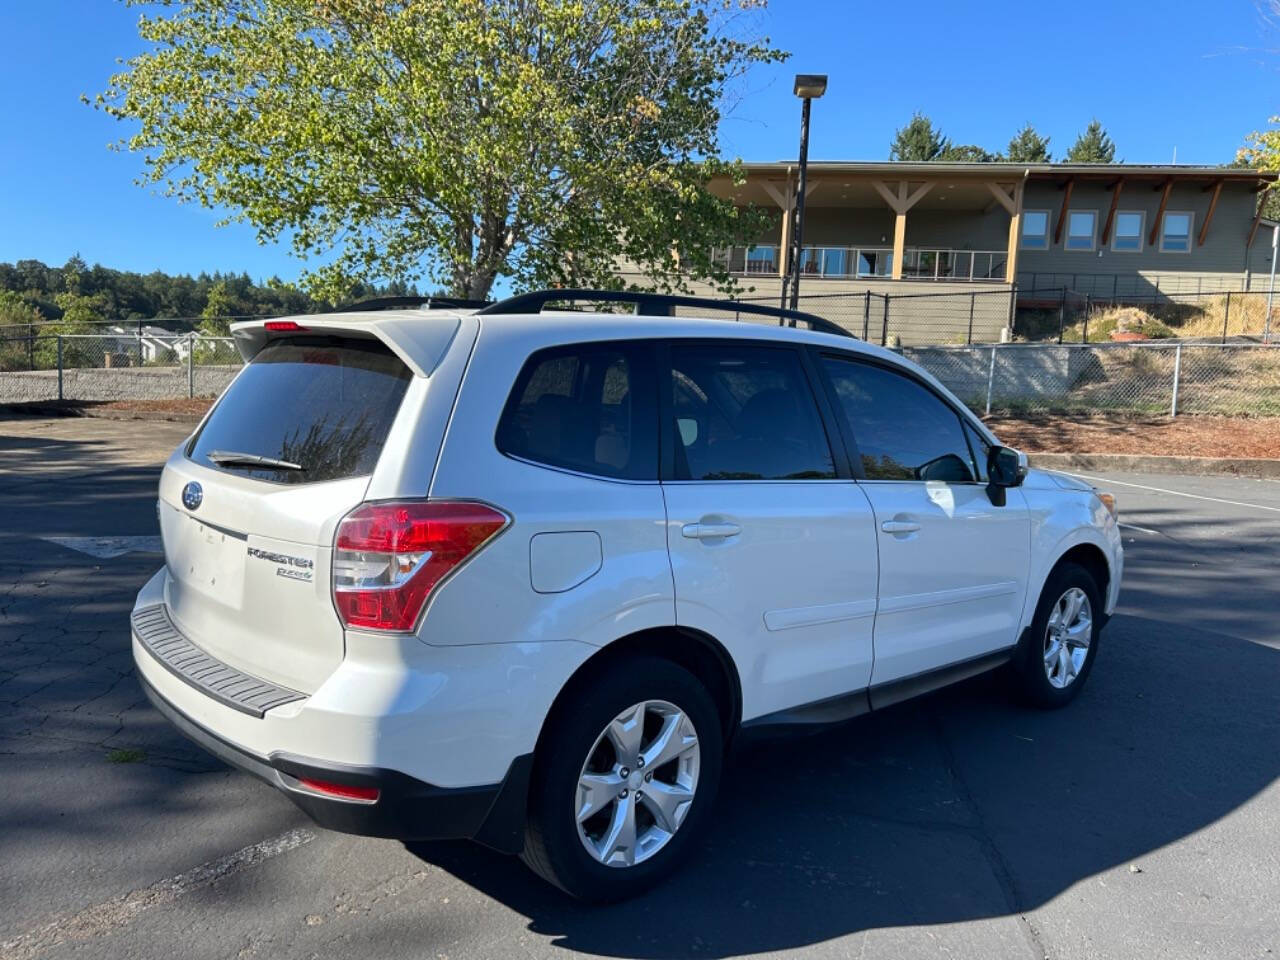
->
[406,612,1280,958]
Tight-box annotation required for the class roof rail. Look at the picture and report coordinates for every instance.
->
[477,288,855,339]
[334,295,492,313]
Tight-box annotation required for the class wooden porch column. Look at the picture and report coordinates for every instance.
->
[892,211,908,280]
[871,179,933,280]
[1005,195,1022,283]
[985,180,1025,284]
[761,177,795,279]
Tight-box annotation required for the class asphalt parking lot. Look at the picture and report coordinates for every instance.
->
[1,415,1278,960]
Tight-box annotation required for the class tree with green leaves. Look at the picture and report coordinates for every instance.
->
[94,0,785,302]
[1006,123,1051,163]
[1065,120,1116,163]
[889,112,951,161]
[1238,123,1280,220]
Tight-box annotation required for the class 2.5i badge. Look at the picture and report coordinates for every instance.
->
[246,546,314,583]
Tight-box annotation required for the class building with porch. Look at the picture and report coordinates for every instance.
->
[671,161,1278,343]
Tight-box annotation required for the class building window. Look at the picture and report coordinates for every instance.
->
[1020,210,1049,249]
[1111,211,1144,252]
[1160,212,1193,253]
[1065,210,1097,251]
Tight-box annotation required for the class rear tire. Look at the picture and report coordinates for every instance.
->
[521,656,723,902]
[1010,562,1102,709]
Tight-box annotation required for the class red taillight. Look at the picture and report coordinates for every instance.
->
[264,320,308,332]
[296,777,380,803]
[332,501,508,632]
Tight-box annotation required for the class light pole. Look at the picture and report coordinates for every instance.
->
[786,74,827,314]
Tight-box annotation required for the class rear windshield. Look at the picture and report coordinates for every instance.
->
[188,336,412,485]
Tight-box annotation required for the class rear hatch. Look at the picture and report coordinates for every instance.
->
[157,334,414,693]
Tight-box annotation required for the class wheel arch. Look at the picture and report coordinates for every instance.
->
[532,626,743,761]
[1054,542,1111,604]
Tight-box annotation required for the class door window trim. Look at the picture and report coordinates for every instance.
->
[656,338,852,483]
[811,348,989,485]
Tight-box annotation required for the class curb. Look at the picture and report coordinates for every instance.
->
[1027,453,1280,479]
[0,403,204,424]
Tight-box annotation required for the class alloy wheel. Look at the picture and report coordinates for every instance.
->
[575,699,701,868]
[1043,586,1093,689]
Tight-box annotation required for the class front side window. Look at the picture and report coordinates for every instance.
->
[1021,210,1050,250]
[668,344,834,481]
[822,356,977,483]
[497,341,657,480]
[1160,211,1193,252]
[1065,210,1097,251]
[1112,211,1144,252]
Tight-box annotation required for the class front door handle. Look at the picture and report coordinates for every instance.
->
[682,521,742,540]
[880,520,921,534]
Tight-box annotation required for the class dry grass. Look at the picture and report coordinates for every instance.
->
[1067,296,1276,342]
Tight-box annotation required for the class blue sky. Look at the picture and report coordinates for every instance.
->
[2,0,1278,285]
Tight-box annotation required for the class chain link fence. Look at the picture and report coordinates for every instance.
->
[735,288,1016,346]
[2,326,1276,421]
[905,342,1280,418]
[0,333,242,404]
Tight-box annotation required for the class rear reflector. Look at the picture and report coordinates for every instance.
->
[333,501,508,632]
[264,320,308,331]
[296,777,380,803]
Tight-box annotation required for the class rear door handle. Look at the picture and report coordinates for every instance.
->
[682,521,742,540]
[880,520,921,534]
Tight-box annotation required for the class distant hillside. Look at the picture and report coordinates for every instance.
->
[0,256,420,333]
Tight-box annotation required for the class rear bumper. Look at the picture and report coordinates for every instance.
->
[140,671,532,851]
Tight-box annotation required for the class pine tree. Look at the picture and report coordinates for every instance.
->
[1006,123,1051,163]
[890,112,951,161]
[1066,120,1116,163]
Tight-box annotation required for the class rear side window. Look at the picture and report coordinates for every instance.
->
[668,343,835,481]
[188,336,412,484]
[497,341,657,480]
[822,356,977,482]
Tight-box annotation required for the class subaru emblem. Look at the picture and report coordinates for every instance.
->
[182,481,203,511]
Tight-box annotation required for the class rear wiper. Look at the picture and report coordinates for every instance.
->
[205,450,305,472]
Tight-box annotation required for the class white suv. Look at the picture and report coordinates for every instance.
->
[132,291,1122,901]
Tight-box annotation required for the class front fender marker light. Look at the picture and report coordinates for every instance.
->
[333,501,508,632]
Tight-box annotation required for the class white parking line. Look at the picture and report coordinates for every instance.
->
[0,828,314,960]
[1068,474,1280,514]
[1118,522,1160,535]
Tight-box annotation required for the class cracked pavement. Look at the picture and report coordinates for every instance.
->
[1,414,1278,959]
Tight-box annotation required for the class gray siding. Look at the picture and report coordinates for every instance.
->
[1016,180,1260,294]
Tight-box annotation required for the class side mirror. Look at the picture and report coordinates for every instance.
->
[985,446,1027,506]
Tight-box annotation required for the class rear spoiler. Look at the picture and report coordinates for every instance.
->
[230,313,465,378]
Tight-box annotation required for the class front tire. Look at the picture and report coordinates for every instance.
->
[1010,562,1102,709]
[521,656,723,901]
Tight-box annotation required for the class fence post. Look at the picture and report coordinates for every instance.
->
[862,290,870,340]
[187,334,195,398]
[57,335,64,401]
[967,291,975,344]
[28,323,35,371]
[1083,295,1090,343]
[985,345,997,416]
[1007,283,1017,336]
[1057,287,1067,344]
[1170,343,1183,418]
[881,294,889,347]
[1222,291,1231,343]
